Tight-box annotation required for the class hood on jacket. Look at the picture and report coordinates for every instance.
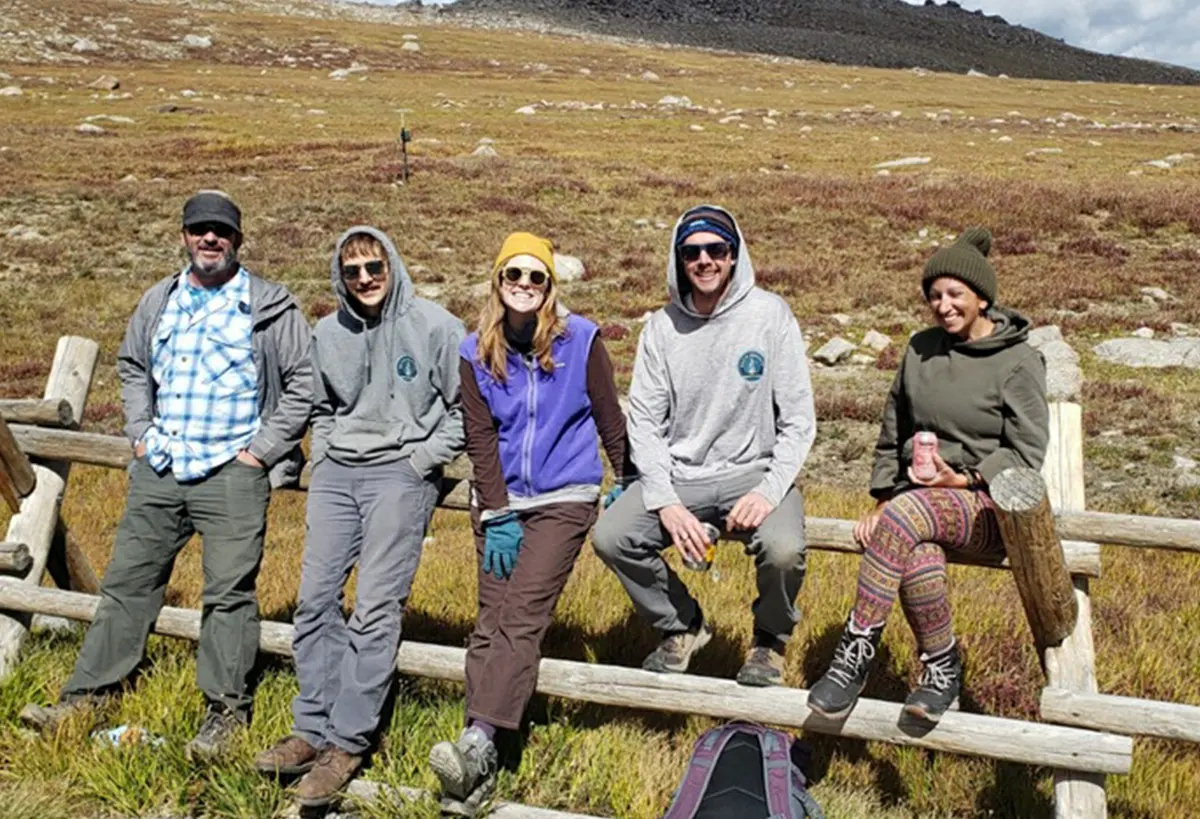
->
[329,225,414,324]
[665,204,756,319]
[942,306,1031,355]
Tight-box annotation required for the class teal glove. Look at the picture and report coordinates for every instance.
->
[602,485,624,510]
[482,511,523,580]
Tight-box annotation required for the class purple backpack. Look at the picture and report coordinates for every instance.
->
[662,722,824,819]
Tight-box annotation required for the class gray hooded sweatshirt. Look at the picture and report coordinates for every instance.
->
[627,205,817,511]
[311,226,465,474]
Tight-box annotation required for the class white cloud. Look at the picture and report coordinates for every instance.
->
[902,1,1200,69]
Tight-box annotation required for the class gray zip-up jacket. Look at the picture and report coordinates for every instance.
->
[627,205,817,511]
[117,268,314,488]
[311,226,465,474]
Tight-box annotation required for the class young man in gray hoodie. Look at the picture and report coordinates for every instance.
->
[593,205,816,687]
[255,226,465,807]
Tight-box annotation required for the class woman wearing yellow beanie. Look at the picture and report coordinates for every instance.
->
[429,232,630,813]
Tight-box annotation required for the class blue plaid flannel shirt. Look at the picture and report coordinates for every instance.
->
[142,268,260,481]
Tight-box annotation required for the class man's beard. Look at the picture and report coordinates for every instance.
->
[188,245,239,281]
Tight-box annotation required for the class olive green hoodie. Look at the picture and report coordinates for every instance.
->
[869,307,1049,499]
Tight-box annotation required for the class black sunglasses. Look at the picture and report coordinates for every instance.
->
[185,222,237,240]
[502,267,549,287]
[679,241,732,263]
[341,260,387,280]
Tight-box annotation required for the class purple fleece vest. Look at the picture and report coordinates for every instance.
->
[460,314,602,499]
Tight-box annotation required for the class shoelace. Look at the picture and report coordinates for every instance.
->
[919,655,955,692]
[825,636,876,688]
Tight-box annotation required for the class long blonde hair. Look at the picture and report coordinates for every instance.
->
[476,274,566,383]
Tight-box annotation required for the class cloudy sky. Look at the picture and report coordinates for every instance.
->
[364,0,1200,69]
[900,0,1200,69]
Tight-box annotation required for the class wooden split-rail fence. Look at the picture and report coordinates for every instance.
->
[2,336,1199,819]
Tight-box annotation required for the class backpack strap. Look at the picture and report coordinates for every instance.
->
[756,727,796,818]
[661,724,742,819]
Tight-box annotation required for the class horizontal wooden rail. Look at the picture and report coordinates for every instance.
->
[6,426,1103,577]
[1041,687,1200,743]
[1053,510,1200,556]
[0,399,76,429]
[0,582,1133,775]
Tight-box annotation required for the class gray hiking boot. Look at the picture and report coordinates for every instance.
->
[19,694,108,732]
[255,734,321,776]
[736,633,787,687]
[642,615,713,674]
[807,619,884,720]
[903,640,963,723]
[185,705,246,761]
[429,726,498,804]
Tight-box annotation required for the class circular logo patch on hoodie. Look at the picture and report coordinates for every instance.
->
[737,350,765,383]
[396,355,418,382]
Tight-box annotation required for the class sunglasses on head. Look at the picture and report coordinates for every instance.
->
[501,266,549,287]
[341,260,387,281]
[678,241,732,263]
[185,222,237,240]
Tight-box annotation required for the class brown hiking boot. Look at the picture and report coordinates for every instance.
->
[736,633,787,687]
[255,734,320,776]
[19,695,107,732]
[642,615,713,673]
[293,746,362,808]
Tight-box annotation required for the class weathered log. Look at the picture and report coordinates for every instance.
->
[45,519,101,595]
[992,467,1079,650]
[0,582,1133,775]
[1039,400,1107,819]
[0,416,38,512]
[344,780,606,819]
[0,398,76,429]
[0,337,98,680]
[1054,510,1200,555]
[8,426,130,470]
[1041,688,1200,744]
[0,542,32,575]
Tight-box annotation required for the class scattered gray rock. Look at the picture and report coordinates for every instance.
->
[640,70,660,81]
[471,144,497,157]
[860,329,891,352]
[1028,325,1082,401]
[402,34,419,41]
[830,313,852,327]
[0,86,22,97]
[1139,286,1175,303]
[72,38,100,53]
[966,68,988,78]
[1132,327,1155,339]
[416,284,443,300]
[1173,454,1197,472]
[633,218,651,229]
[7,225,44,241]
[1145,159,1172,170]
[873,156,931,169]
[850,353,876,366]
[181,34,212,49]
[1093,338,1200,369]
[328,63,368,81]
[813,337,856,366]
[88,75,120,90]
[75,123,105,135]
[85,114,134,125]
[1171,322,1194,337]
[119,174,138,183]
[657,94,692,107]
[689,124,705,132]
[514,105,538,115]
[554,253,586,282]
[401,41,421,52]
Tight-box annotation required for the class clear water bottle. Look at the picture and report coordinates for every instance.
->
[682,522,722,572]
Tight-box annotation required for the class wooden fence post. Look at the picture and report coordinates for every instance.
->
[0,337,99,679]
[0,416,38,513]
[1041,401,1107,819]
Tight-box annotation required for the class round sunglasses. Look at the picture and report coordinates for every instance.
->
[501,266,549,287]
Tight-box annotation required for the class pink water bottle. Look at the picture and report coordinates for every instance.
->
[912,431,939,482]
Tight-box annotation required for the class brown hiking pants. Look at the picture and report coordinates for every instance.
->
[464,500,598,730]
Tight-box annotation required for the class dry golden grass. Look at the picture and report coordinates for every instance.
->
[2,0,1200,816]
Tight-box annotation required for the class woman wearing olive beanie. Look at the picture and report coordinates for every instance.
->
[808,227,1049,723]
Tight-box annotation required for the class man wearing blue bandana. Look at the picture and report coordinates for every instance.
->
[594,205,816,687]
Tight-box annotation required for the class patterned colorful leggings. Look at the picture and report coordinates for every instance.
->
[851,488,1004,655]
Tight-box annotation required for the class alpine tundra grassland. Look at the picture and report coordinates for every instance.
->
[1,0,1199,817]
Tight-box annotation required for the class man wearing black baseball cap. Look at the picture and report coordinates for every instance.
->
[21,191,314,761]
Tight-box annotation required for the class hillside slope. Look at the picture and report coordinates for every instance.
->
[449,0,1200,85]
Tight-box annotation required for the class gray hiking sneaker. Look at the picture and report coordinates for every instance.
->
[19,695,107,732]
[185,706,245,761]
[736,633,787,687]
[903,640,963,723]
[429,726,498,803]
[642,616,713,674]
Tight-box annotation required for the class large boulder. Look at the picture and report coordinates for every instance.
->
[1028,325,1082,402]
[1093,338,1200,369]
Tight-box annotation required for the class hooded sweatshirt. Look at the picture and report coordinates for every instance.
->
[869,307,1049,499]
[627,205,817,511]
[310,226,465,474]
